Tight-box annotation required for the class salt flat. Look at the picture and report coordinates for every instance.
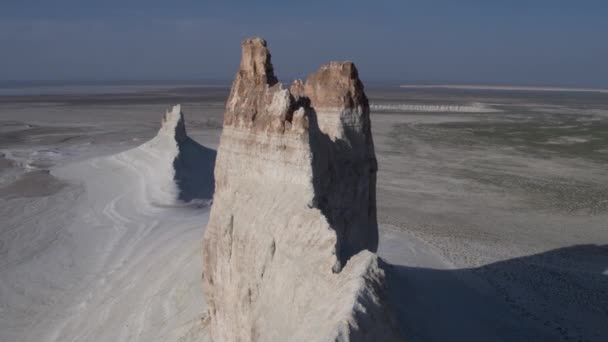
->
[1,86,607,341]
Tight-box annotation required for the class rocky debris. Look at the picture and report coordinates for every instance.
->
[202,37,400,341]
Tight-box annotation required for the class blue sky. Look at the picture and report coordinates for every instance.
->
[1,0,607,86]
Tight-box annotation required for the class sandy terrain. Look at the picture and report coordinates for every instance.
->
[0,86,607,341]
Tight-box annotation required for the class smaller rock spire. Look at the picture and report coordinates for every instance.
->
[158,104,187,142]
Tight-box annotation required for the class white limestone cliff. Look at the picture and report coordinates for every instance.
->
[202,37,401,342]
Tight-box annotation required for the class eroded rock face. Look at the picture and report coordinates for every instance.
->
[305,61,378,264]
[202,37,399,342]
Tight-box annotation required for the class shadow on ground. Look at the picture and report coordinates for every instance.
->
[387,244,608,342]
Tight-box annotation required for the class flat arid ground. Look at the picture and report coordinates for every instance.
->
[1,85,607,341]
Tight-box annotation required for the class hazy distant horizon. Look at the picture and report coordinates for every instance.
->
[3,79,608,97]
[2,1,607,88]
[3,78,608,90]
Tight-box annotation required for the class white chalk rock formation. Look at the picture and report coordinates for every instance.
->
[202,37,400,341]
[135,104,215,206]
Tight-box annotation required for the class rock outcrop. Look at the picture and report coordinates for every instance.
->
[202,37,400,341]
[132,105,216,205]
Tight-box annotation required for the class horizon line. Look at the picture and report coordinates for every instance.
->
[2,79,608,94]
[399,84,608,94]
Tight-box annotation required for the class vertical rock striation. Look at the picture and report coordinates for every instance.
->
[202,37,400,341]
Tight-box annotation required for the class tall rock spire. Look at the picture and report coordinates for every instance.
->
[305,61,379,264]
[202,37,399,342]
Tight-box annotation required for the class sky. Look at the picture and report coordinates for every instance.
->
[1,0,607,87]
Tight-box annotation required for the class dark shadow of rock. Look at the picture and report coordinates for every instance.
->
[0,169,67,199]
[386,244,608,341]
[173,136,216,203]
[305,105,379,268]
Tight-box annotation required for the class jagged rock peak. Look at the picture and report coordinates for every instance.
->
[305,61,369,110]
[239,37,278,85]
[158,104,187,142]
[224,37,371,138]
[224,37,292,133]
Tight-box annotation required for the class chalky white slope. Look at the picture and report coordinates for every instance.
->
[0,105,214,342]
